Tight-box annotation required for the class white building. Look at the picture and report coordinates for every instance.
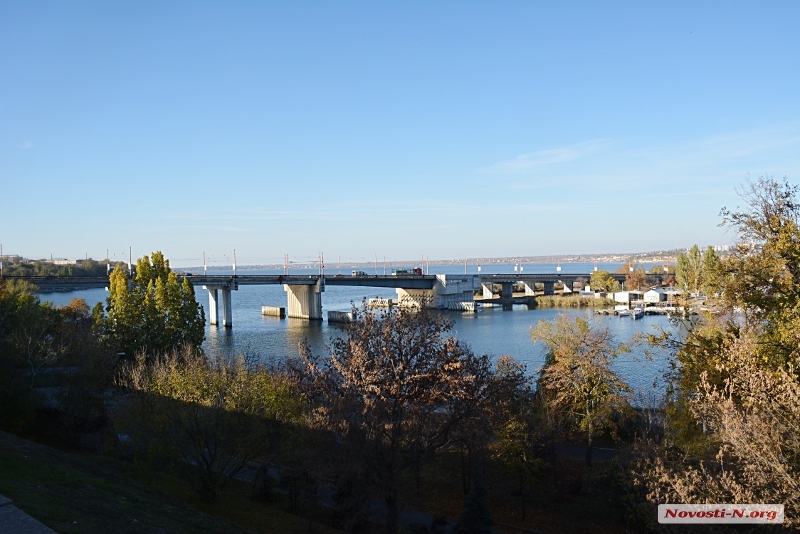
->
[614,290,644,303]
[644,288,668,303]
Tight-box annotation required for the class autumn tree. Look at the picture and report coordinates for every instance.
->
[616,261,646,291]
[96,251,205,357]
[532,314,631,466]
[638,332,800,527]
[297,305,496,534]
[637,177,800,525]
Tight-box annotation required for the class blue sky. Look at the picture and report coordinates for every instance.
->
[3,1,800,267]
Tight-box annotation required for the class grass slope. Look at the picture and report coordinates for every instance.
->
[0,431,338,534]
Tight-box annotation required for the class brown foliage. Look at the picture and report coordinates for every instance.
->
[296,305,498,534]
[636,333,800,526]
[532,314,631,465]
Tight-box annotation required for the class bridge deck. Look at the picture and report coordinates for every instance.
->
[8,271,640,292]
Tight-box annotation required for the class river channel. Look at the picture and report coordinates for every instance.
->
[40,262,676,394]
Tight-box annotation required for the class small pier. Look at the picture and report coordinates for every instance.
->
[594,306,697,316]
[328,310,357,324]
[261,306,286,318]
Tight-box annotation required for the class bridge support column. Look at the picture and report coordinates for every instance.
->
[481,283,494,298]
[523,282,536,295]
[543,281,555,296]
[222,289,233,327]
[396,288,432,308]
[208,289,219,325]
[284,280,323,320]
[500,282,513,299]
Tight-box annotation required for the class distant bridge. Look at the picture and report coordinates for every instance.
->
[8,271,656,326]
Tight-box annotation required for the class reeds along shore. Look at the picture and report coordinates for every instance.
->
[533,296,615,308]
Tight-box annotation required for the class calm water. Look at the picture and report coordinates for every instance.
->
[41,262,675,393]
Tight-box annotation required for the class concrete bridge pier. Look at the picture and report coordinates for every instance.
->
[523,282,536,295]
[221,289,233,326]
[543,281,555,296]
[481,283,494,299]
[396,288,432,308]
[399,275,480,309]
[206,286,233,327]
[284,279,324,320]
[208,288,219,325]
[500,282,514,299]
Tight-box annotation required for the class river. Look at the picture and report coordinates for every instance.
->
[40,262,675,394]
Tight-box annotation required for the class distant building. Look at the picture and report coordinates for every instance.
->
[50,259,78,265]
[579,286,595,296]
[614,290,644,303]
[644,288,668,303]
[664,288,683,302]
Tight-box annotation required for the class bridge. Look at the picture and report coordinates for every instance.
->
[8,271,643,326]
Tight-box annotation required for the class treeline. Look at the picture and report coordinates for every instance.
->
[2,258,123,277]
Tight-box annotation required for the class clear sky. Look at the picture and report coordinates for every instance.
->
[3,1,800,267]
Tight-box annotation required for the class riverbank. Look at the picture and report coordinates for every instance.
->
[534,295,615,308]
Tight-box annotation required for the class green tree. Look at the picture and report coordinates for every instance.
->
[589,270,620,292]
[97,251,204,357]
[532,314,631,466]
[716,176,800,369]
[0,280,62,390]
[676,244,704,293]
[702,246,720,294]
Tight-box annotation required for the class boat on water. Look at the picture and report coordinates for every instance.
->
[618,309,631,317]
[631,307,644,320]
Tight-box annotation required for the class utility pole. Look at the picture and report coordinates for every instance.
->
[233,249,237,277]
[106,249,109,276]
[203,252,207,275]
[128,247,132,277]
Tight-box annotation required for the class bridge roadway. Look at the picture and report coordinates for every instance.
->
[7,272,627,291]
